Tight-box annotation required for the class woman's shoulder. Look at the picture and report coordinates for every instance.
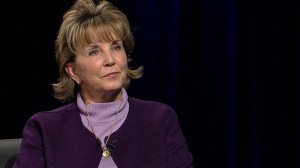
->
[127,97,177,119]
[128,97,173,110]
[125,97,180,131]
[49,102,78,112]
[31,102,78,121]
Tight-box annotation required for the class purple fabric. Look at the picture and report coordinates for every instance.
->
[13,97,194,168]
[77,88,129,167]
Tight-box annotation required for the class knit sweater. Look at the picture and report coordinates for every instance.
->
[13,97,194,168]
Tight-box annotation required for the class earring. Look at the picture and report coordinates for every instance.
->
[77,80,82,85]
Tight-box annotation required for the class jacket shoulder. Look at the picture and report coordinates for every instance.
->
[128,97,173,111]
[127,97,177,121]
[28,102,78,125]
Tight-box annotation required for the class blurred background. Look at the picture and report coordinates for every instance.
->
[0,0,299,167]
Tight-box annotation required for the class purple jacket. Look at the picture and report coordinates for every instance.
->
[13,97,194,168]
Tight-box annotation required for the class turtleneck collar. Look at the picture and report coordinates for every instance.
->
[76,88,128,123]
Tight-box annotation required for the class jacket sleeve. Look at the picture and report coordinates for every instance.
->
[13,115,46,168]
[165,107,194,168]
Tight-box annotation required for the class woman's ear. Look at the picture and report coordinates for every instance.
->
[65,63,80,83]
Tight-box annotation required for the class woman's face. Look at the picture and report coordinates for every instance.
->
[65,35,128,101]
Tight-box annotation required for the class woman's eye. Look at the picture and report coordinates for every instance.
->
[112,45,121,51]
[89,49,99,56]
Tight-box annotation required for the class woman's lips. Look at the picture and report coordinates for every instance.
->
[102,72,119,78]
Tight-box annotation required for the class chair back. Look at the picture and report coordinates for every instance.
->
[0,138,22,168]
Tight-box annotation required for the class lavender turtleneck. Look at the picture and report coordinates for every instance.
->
[77,88,129,168]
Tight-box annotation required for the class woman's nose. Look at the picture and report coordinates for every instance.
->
[103,51,115,66]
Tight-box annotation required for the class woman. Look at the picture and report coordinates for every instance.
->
[13,0,194,167]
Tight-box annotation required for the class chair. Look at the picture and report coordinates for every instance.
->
[0,138,22,168]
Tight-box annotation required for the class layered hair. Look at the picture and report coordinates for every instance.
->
[52,0,143,102]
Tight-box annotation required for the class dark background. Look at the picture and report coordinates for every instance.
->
[1,0,299,168]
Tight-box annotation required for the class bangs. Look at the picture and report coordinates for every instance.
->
[69,19,125,52]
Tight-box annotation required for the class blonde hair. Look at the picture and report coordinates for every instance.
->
[52,0,143,103]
